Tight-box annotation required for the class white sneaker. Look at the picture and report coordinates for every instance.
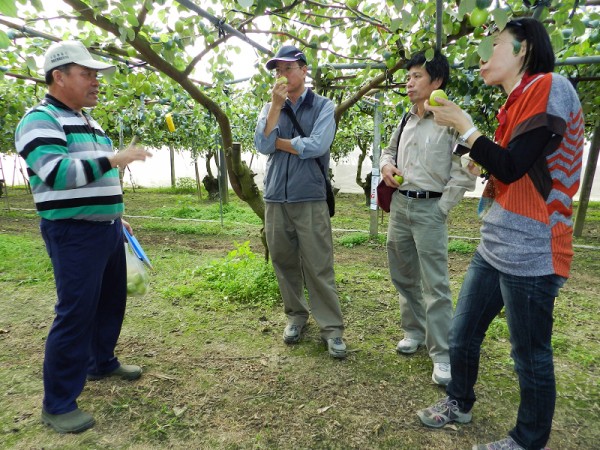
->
[396,337,423,354]
[432,362,451,385]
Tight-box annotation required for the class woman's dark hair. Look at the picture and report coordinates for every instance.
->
[405,50,450,89]
[45,63,75,85]
[505,18,555,74]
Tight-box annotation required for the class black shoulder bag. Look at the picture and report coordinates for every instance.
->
[281,105,335,217]
[376,113,409,213]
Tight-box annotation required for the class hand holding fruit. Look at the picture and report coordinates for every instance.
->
[271,76,288,105]
[382,164,404,188]
[428,89,448,107]
[393,174,404,185]
[425,94,472,133]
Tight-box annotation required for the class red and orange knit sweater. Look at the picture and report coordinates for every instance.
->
[478,73,584,278]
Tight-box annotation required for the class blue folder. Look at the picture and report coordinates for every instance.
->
[123,226,153,269]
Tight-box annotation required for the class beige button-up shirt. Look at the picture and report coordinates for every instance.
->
[379,105,476,214]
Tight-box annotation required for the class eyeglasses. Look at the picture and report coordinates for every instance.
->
[274,65,301,76]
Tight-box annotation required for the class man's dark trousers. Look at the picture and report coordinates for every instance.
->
[40,218,127,414]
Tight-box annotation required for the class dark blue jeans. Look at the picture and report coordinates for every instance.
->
[40,218,127,414]
[447,251,565,450]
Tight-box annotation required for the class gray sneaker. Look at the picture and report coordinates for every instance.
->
[283,324,305,344]
[417,397,472,428]
[324,337,347,359]
[472,436,550,450]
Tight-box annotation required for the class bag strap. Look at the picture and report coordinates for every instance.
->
[394,112,410,166]
[281,104,329,181]
[281,104,307,138]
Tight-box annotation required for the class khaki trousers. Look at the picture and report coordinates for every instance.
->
[386,191,452,362]
[265,201,344,339]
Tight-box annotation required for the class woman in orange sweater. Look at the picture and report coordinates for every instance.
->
[415,18,585,450]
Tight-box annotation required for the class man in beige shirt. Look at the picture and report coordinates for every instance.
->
[380,50,475,385]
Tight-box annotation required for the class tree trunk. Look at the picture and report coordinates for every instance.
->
[202,151,220,200]
[574,121,600,236]
[355,139,371,206]
[194,158,202,200]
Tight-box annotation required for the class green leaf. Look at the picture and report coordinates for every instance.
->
[126,13,140,27]
[25,56,37,72]
[0,0,18,17]
[0,30,10,50]
[491,8,508,31]
[30,0,43,10]
[550,30,564,53]
[424,48,434,62]
[477,35,494,62]
[572,19,586,37]
[458,0,476,19]
[464,50,481,69]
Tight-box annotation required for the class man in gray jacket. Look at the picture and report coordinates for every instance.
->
[254,45,346,358]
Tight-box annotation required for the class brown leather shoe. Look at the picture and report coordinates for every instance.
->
[42,408,95,434]
[87,364,142,381]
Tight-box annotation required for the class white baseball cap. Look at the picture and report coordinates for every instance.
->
[43,40,116,74]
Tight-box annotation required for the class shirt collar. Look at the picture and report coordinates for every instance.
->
[285,87,311,108]
[408,103,434,119]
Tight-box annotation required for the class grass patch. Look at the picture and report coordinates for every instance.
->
[448,238,478,254]
[336,232,386,248]
[0,235,53,283]
[144,197,263,225]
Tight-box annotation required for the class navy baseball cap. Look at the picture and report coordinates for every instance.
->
[266,45,307,70]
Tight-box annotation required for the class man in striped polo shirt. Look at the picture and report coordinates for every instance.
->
[15,40,152,434]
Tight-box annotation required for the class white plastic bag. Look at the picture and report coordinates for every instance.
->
[125,242,150,296]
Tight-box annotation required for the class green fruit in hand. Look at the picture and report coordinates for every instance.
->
[469,8,488,27]
[393,174,404,184]
[276,76,288,84]
[429,89,448,106]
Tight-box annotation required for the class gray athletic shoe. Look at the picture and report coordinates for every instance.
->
[325,337,347,359]
[417,397,472,428]
[283,323,305,344]
[472,436,550,450]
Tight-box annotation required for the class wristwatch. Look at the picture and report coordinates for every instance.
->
[458,126,478,145]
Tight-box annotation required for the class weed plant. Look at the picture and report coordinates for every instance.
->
[160,241,281,309]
